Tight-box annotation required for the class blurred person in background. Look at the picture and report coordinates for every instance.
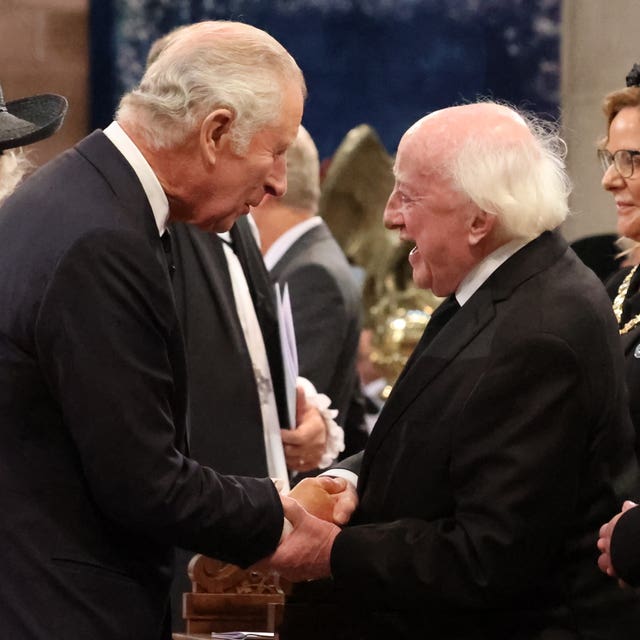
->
[0,83,67,203]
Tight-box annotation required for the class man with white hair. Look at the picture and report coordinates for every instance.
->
[141,26,343,630]
[251,125,364,451]
[0,21,329,639]
[267,102,640,638]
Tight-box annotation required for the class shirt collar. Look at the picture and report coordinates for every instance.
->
[103,121,169,236]
[218,214,261,247]
[263,216,322,271]
[456,237,531,306]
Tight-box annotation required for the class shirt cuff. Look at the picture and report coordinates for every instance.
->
[280,517,293,541]
[319,467,358,490]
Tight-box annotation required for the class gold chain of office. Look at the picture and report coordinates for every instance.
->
[613,265,640,335]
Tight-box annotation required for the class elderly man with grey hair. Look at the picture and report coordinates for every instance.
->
[264,102,640,639]
[0,20,342,640]
[251,125,364,449]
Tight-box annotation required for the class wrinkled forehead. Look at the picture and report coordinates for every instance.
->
[395,103,529,178]
[393,119,451,187]
[418,102,528,134]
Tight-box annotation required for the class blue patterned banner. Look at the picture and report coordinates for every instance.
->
[90,0,560,158]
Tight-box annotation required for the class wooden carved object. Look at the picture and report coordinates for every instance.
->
[180,555,286,635]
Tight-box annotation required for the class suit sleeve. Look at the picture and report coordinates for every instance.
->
[329,451,363,476]
[35,229,283,567]
[331,332,589,608]
[285,262,348,392]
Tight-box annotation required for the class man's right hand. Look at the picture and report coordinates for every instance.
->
[265,495,340,582]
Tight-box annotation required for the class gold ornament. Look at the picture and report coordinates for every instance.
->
[612,265,640,335]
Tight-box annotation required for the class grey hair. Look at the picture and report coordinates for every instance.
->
[116,21,306,154]
[450,105,571,240]
[279,125,320,212]
[0,149,32,204]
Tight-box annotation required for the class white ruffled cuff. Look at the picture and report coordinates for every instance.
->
[296,376,344,468]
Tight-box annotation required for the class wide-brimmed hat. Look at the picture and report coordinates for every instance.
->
[0,83,68,152]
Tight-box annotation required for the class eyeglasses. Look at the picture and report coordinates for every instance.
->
[598,148,640,178]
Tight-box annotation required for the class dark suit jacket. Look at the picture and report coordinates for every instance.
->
[171,218,289,477]
[169,219,293,628]
[0,131,283,640]
[269,221,362,426]
[606,266,640,456]
[604,268,640,588]
[284,231,640,639]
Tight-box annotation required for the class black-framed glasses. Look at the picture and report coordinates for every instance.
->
[598,148,640,178]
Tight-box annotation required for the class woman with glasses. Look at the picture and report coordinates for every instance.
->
[596,63,640,593]
[599,64,640,432]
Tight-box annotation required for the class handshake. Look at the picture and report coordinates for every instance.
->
[255,476,358,583]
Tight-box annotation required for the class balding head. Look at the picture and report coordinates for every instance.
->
[407,103,531,165]
[384,102,571,295]
[399,102,570,241]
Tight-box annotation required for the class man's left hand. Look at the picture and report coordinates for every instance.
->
[281,386,327,472]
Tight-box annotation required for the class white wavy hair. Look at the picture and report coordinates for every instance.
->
[449,104,571,240]
[117,21,306,154]
[0,149,32,204]
[279,125,320,212]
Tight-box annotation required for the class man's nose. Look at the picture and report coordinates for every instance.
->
[383,200,401,229]
[265,158,287,197]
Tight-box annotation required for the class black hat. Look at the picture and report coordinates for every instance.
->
[0,83,68,152]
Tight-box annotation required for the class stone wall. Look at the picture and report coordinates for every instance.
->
[2,0,88,165]
[560,0,639,242]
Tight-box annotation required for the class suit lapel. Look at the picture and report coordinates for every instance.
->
[269,221,329,280]
[231,218,276,333]
[362,231,568,475]
[231,219,291,429]
[364,289,495,462]
[76,131,158,243]
[77,131,190,453]
[180,226,248,355]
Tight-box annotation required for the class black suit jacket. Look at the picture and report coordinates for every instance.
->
[171,218,290,477]
[269,221,362,426]
[169,219,293,628]
[0,131,283,640]
[606,266,640,456]
[285,231,640,639]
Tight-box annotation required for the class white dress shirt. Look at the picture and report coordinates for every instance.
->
[103,122,169,236]
[218,231,291,491]
[263,216,322,271]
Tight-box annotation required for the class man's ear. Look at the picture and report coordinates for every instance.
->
[468,207,497,246]
[199,108,234,165]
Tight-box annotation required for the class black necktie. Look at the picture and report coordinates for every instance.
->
[420,294,461,347]
[161,230,176,279]
[392,294,461,389]
[411,294,460,359]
